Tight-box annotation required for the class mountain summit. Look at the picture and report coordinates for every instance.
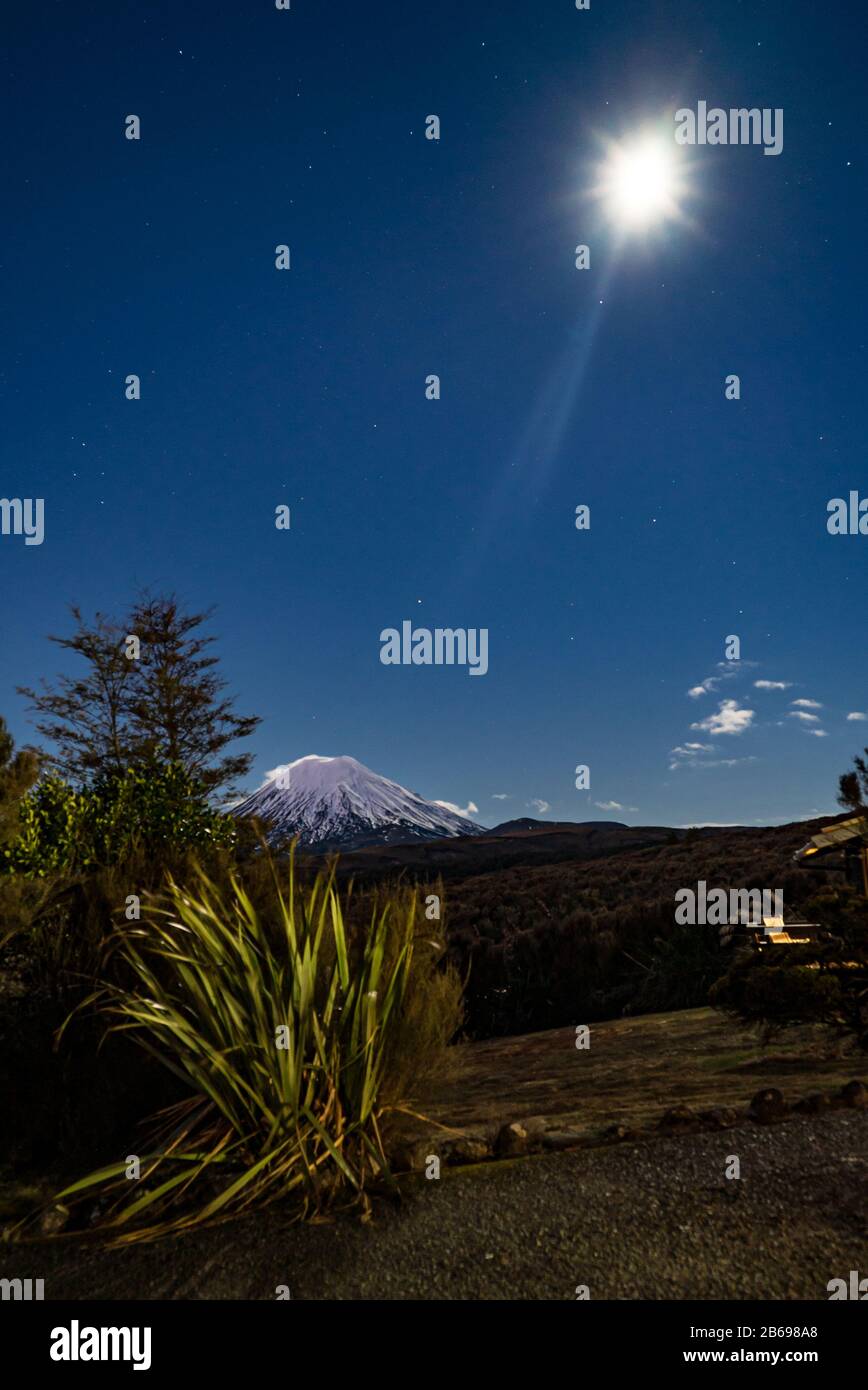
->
[231,754,484,851]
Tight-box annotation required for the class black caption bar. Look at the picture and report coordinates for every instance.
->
[2,1299,861,1375]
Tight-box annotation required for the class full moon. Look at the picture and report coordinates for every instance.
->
[596,132,684,229]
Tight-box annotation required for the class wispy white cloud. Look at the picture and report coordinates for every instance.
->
[792,698,823,709]
[434,799,479,819]
[686,661,751,699]
[847,712,867,722]
[788,710,821,724]
[670,755,755,772]
[806,729,829,738]
[691,699,755,736]
[528,798,550,815]
[491,792,510,800]
[669,739,757,771]
[754,679,791,691]
[676,821,739,828]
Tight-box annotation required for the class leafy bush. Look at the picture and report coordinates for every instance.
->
[2,762,235,877]
[23,856,462,1242]
[0,716,38,847]
[2,775,82,875]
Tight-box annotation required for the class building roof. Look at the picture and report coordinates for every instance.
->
[794,815,868,860]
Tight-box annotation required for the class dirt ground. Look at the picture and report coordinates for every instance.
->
[395,1006,866,1145]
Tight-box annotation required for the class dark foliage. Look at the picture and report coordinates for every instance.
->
[18,596,259,799]
[710,887,868,1048]
[18,608,133,783]
[124,595,260,798]
[839,744,868,816]
[0,717,39,846]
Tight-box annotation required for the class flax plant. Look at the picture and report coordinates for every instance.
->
[35,855,444,1244]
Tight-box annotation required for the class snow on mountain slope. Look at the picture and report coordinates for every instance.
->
[231,754,484,851]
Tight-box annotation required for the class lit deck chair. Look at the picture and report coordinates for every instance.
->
[762,915,811,945]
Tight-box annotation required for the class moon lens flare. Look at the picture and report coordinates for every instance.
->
[596,131,686,230]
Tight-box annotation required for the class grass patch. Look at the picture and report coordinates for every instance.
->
[696,1050,757,1072]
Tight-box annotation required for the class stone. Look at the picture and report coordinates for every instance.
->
[389,1138,432,1173]
[520,1115,550,1140]
[749,1087,788,1124]
[793,1093,831,1115]
[838,1080,867,1110]
[541,1129,583,1152]
[441,1133,491,1165]
[495,1121,529,1158]
[701,1106,739,1130]
[660,1105,695,1128]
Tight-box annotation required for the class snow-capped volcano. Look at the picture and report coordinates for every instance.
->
[231,754,484,851]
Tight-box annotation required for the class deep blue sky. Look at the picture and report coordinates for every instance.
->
[2,1,866,828]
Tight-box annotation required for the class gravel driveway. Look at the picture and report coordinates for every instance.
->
[3,1111,865,1301]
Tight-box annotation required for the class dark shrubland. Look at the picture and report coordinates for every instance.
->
[710,887,868,1049]
[432,826,816,1037]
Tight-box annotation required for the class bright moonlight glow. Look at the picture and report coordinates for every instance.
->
[597,133,684,229]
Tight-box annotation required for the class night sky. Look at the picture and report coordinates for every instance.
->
[2,1,865,828]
